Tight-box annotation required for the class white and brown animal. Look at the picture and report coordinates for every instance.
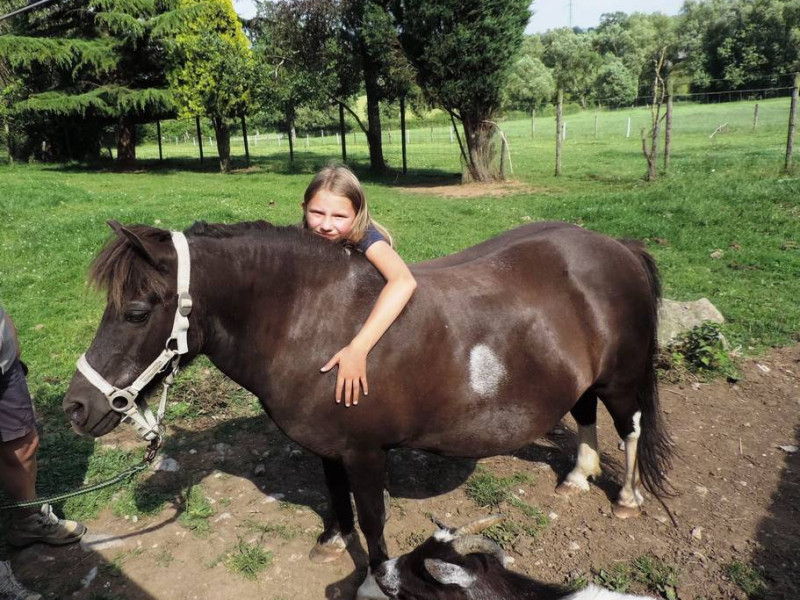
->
[372,516,656,600]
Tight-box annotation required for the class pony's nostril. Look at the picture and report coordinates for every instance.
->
[69,405,85,425]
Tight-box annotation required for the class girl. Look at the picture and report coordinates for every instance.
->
[302,164,417,408]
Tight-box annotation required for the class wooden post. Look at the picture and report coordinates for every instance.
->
[555,87,563,176]
[400,95,407,175]
[753,103,759,131]
[626,116,631,138]
[288,123,294,163]
[156,120,163,161]
[664,78,673,172]
[339,103,347,162]
[241,115,250,166]
[531,108,535,139]
[785,73,799,174]
[499,136,507,180]
[594,115,598,140]
[196,116,204,164]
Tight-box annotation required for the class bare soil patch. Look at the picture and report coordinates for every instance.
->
[14,346,800,600]
[395,180,552,198]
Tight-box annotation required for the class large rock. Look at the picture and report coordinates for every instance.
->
[657,298,724,346]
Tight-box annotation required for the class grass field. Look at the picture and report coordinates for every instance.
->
[0,97,798,419]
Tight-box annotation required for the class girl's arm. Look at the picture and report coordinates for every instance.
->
[321,240,417,406]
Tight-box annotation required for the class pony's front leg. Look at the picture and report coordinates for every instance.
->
[556,393,602,496]
[345,450,390,600]
[310,458,355,563]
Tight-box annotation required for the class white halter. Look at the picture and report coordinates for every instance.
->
[76,231,193,442]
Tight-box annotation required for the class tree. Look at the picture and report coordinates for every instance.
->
[251,0,353,163]
[594,57,637,107]
[167,0,254,172]
[504,39,555,112]
[393,0,530,182]
[541,27,600,108]
[342,0,415,172]
[0,0,174,163]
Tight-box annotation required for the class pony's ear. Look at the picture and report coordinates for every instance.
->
[107,220,161,269]
[423,559,477,589]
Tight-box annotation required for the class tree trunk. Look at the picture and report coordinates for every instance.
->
[3,119,12,165]
[785,73,799,175]
[117,116,136,165]
[461,115,492,182]
[213,116,231,173]
[555,88,563,177]
[362,55,386,173]
[339,103,347,162]
[663,78,673,173]
[287,114,295,164]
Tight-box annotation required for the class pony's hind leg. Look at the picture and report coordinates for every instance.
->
[556,392,602,496]
[310,458,355,563]
[600,390,645,518]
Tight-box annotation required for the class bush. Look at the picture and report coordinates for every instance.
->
[665,322,738,380]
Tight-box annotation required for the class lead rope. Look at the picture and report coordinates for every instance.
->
[0,372,175,512]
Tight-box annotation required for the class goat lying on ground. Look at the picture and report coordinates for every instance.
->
[373,516,656,600]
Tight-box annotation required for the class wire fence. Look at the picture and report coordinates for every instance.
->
[131,95,796,174]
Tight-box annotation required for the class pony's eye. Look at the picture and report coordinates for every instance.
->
[125,311,150,324]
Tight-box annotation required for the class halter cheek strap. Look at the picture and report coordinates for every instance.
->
[76,231,193,442]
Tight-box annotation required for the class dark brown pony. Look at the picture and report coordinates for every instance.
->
[63,221,672,600]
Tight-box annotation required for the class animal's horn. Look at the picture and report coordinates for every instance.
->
[452,535,506,565]
[453,514,505,536]
[429,514,451,531]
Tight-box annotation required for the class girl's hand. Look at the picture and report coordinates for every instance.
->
[321,344,369,407]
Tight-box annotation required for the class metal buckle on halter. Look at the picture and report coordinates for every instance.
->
[109,389,138,414]
[178,291,193,316]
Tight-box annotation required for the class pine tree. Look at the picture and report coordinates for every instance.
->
[0,0,175,162]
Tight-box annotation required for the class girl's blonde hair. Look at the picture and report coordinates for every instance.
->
[302,163,393,247]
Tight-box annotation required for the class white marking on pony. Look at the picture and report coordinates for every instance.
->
[564,422,601,491]
[565,583,655,599]
[376,558,400,597]
[433,529,456,542]
[356,568,390,600]
[469,345,506,398]
[630,411,642,440]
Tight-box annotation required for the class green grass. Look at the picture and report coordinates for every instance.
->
[224,539,274,580]
[594,555,681,599]
[726,561,767,598]
[0,97,798,526]
[178,484,215,537]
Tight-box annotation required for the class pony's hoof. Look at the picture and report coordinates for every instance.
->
[555,481,585,496]
[612,503,641,519]
[309,535,349,564]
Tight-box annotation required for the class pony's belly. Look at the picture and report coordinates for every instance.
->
[411,404,555,458]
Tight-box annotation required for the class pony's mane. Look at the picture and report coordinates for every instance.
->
[90,220,348,311]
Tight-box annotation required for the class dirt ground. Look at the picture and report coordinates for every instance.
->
[13,345,800,600]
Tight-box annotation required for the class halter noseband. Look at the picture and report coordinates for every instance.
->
[76,231,193,442]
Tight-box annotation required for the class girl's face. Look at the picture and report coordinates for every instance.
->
[304,190,357,242]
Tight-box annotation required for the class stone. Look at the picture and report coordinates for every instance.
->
[657,298,725,346]
[254,463,267,476]
[691,527,703,541]
[153,457,180,472]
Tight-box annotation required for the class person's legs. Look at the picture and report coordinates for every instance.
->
[0,430,39,517]
[0,359,85,547]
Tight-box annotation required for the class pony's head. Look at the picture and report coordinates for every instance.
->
[63,221,195,438]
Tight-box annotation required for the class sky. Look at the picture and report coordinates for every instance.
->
[233,0,687,32]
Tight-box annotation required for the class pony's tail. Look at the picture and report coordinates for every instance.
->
[620,239,675,499]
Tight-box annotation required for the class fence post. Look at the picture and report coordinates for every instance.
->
[156,120,163,161]
[400,95,407,175]
[626,117,631,138]
[195,116,204,164]
[555,87,563,176]
[785,73,799,174]
[241,115,250,166]
[339,102,347,162]
[531,108,535,139]
[594,115,598,140]
[664,78,673,172]
[753,103,759,131]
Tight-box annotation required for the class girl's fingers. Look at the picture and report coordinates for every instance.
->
[321,354,340,373]
[361,376,369,397]
[335,376,344,404]
[353,381,360,406]
[344,379,352,407]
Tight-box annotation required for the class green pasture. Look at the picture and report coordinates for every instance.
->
[0,98,798,511]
